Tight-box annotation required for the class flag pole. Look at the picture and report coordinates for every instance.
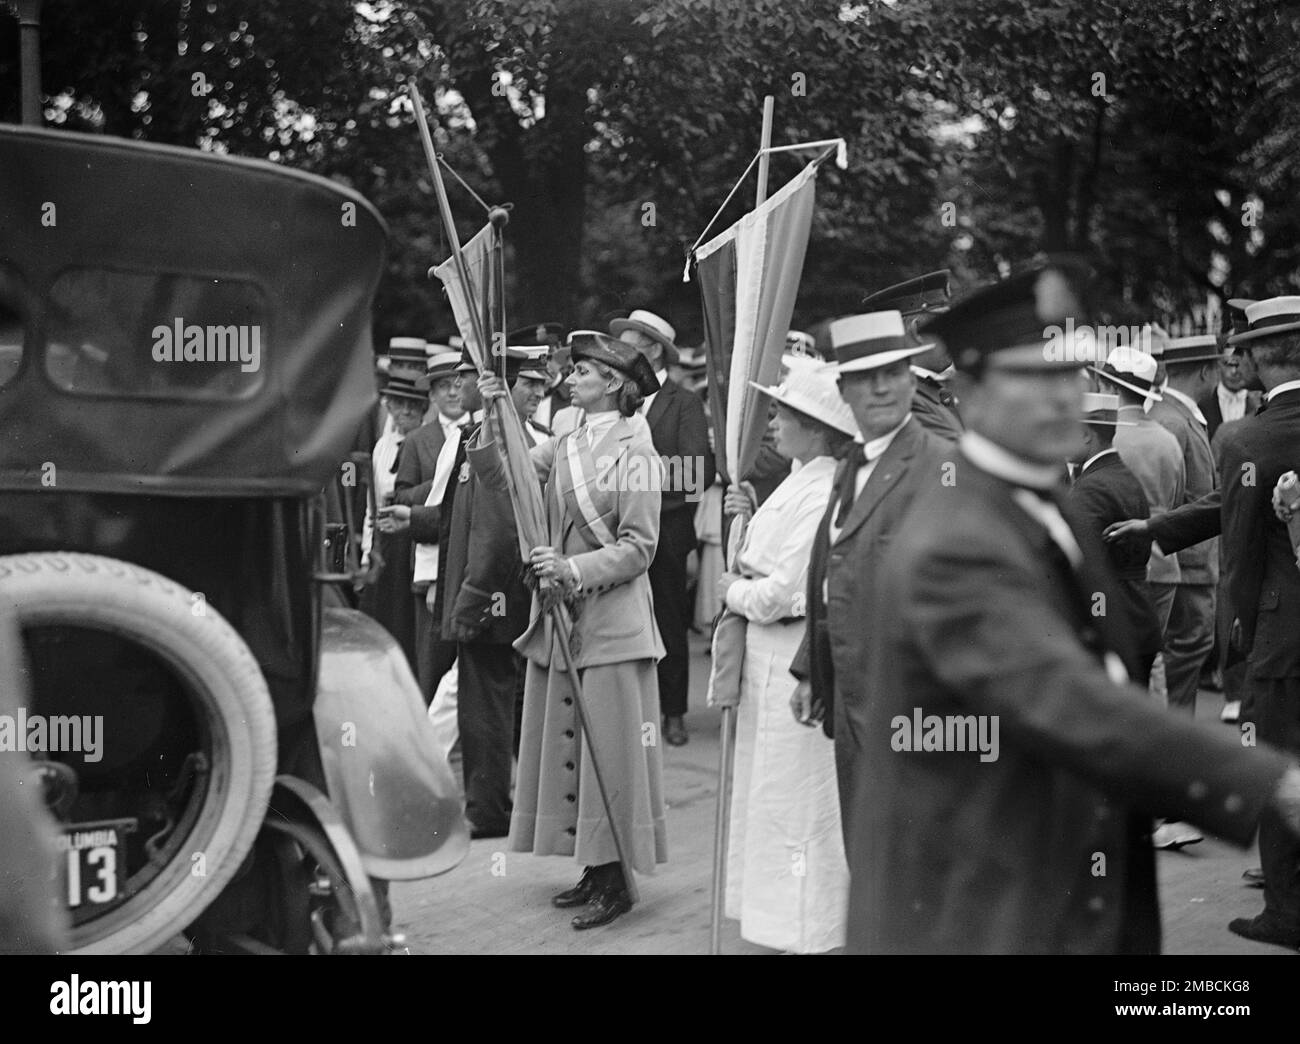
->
[408,79,640,904]
[709,94,775,956]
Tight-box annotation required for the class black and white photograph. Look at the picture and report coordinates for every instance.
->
[2,0,1300,1010]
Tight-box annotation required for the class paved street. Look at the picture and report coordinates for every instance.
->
[392,637,1296,956]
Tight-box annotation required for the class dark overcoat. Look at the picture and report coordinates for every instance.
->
[846,454,1289,954]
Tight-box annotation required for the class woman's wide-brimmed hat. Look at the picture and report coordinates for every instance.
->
[749,367,860,438]
[609,309,680,365]
[568,330,661,397]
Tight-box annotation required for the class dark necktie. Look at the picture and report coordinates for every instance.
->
[834,444,869,527]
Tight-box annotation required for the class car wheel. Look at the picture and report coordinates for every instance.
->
[0,552,277,954]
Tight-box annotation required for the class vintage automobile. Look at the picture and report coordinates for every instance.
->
[0,124,469,954]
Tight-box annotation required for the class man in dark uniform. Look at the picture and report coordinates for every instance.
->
[1064,391,1162,684]
[433,348,546,839]
[862,271,963,442]
[787,309,952,838]
[1106,295,1300,948]
[611,309,715,746]
[846,259,1300,955]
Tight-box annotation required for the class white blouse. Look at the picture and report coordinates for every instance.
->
[724,455,837,624]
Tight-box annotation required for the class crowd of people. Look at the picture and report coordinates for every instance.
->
[349,260,1300,954]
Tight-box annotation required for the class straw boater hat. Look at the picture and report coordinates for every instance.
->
[387,336,428,368]
[1080,390,1135,427]
[1227,296,1300,346]
[749,367,860,438]
[567,330,660,397]
[1091,346,1164,403]
[380,374,429,404]
[821,311,932,374]
[1163,333,1221,366]
[920,256,1092,373]
[609,309,679,365]
[425,348,462,383]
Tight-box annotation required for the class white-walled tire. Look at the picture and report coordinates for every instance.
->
[0,552,277,954]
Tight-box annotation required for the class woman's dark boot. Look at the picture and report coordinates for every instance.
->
[571,863,633,930]
[552,866,599,909]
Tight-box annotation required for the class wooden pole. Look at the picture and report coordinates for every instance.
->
[709,94,776,956]
[409,79,640,904]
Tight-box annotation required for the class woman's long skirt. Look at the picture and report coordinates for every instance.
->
[725,619,848,952]
[509,656,667,875]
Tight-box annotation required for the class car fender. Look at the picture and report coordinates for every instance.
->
[314,608,468,880]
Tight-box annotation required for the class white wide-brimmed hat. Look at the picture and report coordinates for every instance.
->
[821,311,932,374]
[609,309,679,364]
[1091,346,1163,403]
[749,368,860,438]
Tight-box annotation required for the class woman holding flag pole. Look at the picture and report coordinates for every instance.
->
[477,331,668,930]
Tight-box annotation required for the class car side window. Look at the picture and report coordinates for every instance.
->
[44,268,267,401]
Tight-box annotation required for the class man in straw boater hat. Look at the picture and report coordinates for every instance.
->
[786,308,952,842]
[861,270,963,442]
[1094,346,1188,720]
[1106,295,1300,949]
[1062,391,1162,686]
[610,309,715,747]
[841,256,1300,955]
[1143,333,1224,720]
[390,346,467,702]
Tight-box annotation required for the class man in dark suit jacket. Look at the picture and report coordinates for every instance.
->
[1109,301,1300,946]
[1199,346,1263,441]
[1145,336,1221,726]
[611,310,715,746]
[787,309,951,836]
[845,260,1300,955]
[393,349,466,702]
[1064,393,1162,684]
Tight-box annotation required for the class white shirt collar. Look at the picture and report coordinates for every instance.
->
[960,431,1063,491]
[859,414,912,462]
[584,409,621,441]
[1267,379,1300,402]
[653,368,667,387]
[910,364,945,383]
[1080,447,1119,473]
[438,411,464,428]
[1219,383,1247,402]
[1162,386,1208,425]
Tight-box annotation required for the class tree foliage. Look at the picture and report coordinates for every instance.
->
[2,0,1295,346]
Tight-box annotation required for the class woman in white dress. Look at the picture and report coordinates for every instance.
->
[717,366,859,953]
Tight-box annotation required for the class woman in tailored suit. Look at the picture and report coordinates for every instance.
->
[476,331,666,930]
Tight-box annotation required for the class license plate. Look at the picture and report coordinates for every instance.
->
[58,818,136,911]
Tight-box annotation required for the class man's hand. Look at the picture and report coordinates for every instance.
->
[1103,518,1150,542]
[425,585,438,612]
[377,504,411,533]
[789,679,823,728]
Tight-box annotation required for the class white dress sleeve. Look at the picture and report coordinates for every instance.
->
[724,480,830,624]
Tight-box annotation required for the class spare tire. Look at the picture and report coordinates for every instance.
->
[0,552,277,954]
